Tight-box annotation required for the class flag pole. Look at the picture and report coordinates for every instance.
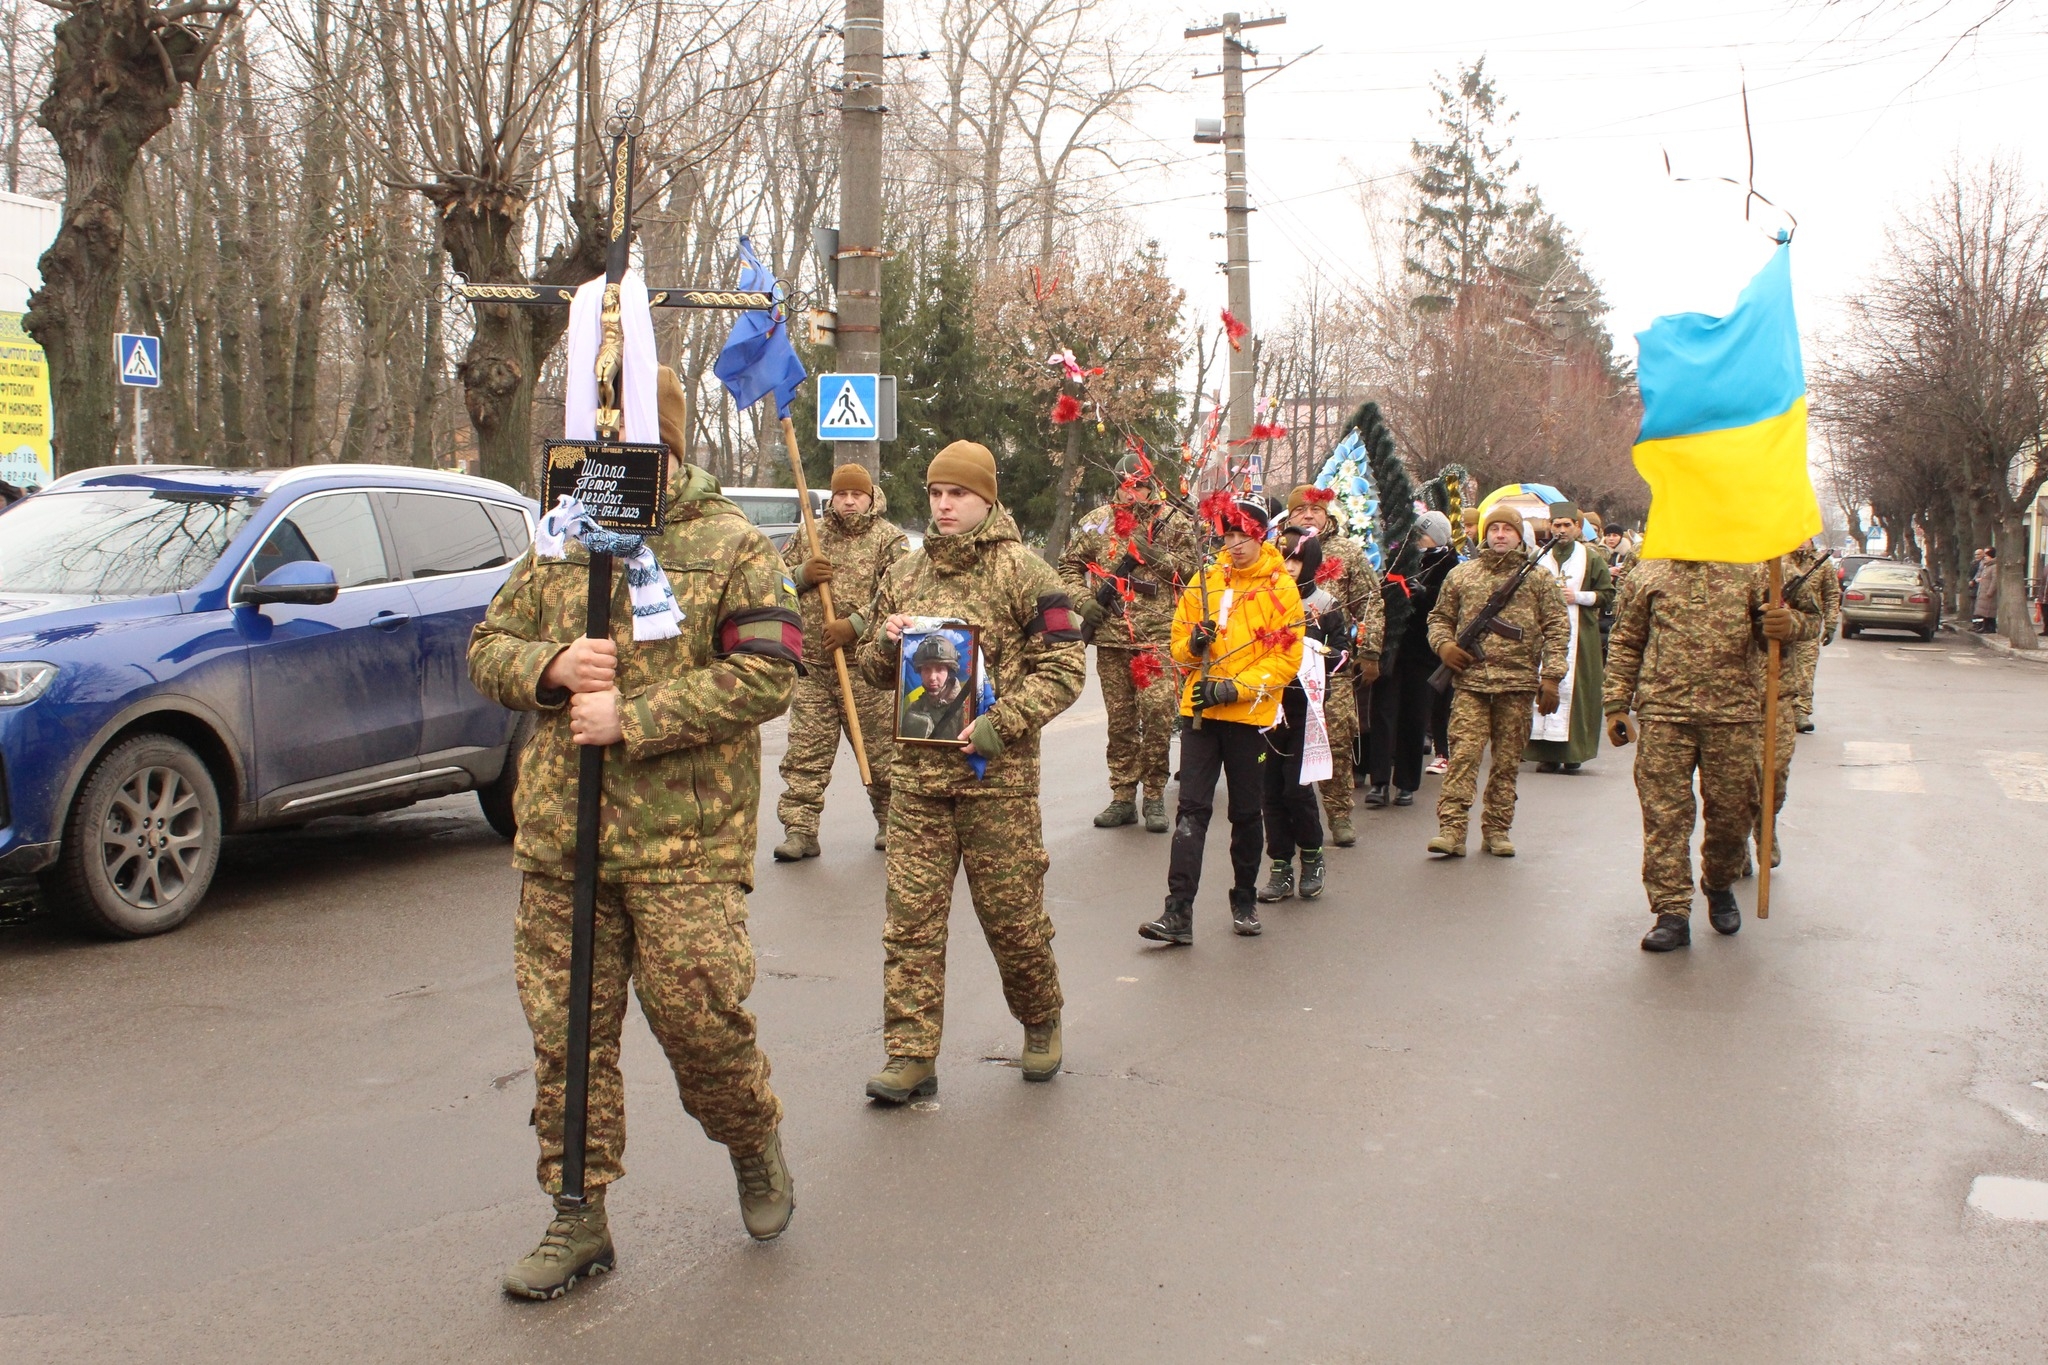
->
[1758,558,1782,920]
[780,418,873,786]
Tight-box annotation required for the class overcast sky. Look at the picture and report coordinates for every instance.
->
[1105,0,2045,365]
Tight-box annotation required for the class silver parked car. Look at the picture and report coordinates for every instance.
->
[1842,562,1940,641]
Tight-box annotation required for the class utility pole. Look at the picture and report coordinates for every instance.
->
[835,0,886,478]
[1189,11,1284,450]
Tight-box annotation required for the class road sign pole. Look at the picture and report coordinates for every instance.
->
[134,387,145,465]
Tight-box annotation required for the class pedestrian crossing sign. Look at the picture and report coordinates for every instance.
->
[116,333,161,388]
[816,373,879,441]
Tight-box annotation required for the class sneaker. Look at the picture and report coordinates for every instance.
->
[1257,857,1295,902]
[1363,784,1390,808]
[1139,896,1194,945]
[1393,788,1415,807]
[1297,849,1326,899]
[1425,755,1449,775]
[1230,889,1262,937]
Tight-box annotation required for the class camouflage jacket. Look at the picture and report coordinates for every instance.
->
[1778,548,1835,697]
[1426,548,1572,694]
[1317,532,1387,672]
[1056,500,1201,650]
[779,494,909,665]
[468,464,799,886]
[857,505,1086,798]
[1603,559,1823,723]
[1791,542,1843,636]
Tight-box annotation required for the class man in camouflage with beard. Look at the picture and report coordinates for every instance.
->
[469,366,802,1300]
[1283,485,1385,846]
[856,440,1086,1104]
[1059,452,1198,833]
[773,462,909,861]
[1604,556,1819,950]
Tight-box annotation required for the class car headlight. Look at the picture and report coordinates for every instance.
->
[0,662,58,706]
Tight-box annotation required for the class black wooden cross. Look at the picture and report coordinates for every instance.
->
[458,103,774,1210]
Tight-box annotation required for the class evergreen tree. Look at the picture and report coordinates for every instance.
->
[1404,58,1520,309]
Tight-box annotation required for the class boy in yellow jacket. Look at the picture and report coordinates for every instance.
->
[1140,495,1303,943]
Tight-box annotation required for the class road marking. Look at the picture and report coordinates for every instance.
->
[1969,1175,2048,1222]
[1982,751,2048,804]
[1841,741,1925,793]
[1951,654,1985,666]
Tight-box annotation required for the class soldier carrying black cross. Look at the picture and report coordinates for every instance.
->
[464,105,807,1300]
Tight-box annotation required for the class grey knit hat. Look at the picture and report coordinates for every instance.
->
[1416,510,1453,547]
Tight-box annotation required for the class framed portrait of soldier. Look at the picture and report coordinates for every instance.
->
[895,623,983,747]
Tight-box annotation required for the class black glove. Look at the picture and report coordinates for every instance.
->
[1188,620,1218,655]
[1196,677,1239,709]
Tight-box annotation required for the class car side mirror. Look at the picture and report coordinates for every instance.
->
[236,560,339,606]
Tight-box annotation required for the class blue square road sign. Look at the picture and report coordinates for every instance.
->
[116,333,161,389]
[816,373,879,441]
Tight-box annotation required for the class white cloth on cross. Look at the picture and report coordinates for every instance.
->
[1298,639,1333,784]
[537,271,682,642]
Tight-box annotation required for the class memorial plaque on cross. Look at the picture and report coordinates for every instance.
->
[458,104,775,1209]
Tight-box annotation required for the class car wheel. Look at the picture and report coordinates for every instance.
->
[1843,625,1860,639]
[1918,627,1937,642]
[478,715,530,841]
[45,734,223,938]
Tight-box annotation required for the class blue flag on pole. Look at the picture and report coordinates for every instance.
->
[714,237,808,418]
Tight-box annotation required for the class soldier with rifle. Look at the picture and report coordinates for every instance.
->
[1425,504,1569,859]
[1058,452,1199,834]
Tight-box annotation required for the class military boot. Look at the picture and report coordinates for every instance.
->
[1094,797,1138,828]
[864,1055,938,1104]
[1142,795,1169,834]
[1021,1015,1062,1082]
[730,1129,795,1240]
[1298,849,1326,900]
[1706,887,1742,936]
[1257,858,1295,903]
[1230,887,1262,937]
[1427,829,1466,858]
[1139,896,1194,945]
[772,830,820,862]
[1483,834,1516,858]
[502,1191,614,1301]
[1641,913,1692,952]
[1330,817,1357,847]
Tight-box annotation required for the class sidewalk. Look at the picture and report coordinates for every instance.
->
[1960,627,2048,666]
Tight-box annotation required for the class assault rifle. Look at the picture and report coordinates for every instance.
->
[1428,551,1540,694]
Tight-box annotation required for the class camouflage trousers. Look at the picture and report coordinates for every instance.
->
[1437,688,1534,839]
[1757,697,1798,835]
[778,671,894,837]
[1097,645,1178,801]
[1634,720,1760,919]
[1789,640,1820,722]
[1318,671,1359,821]
[883,791,1063,1059]
[515,874,782,1194]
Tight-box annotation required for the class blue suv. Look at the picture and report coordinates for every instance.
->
[0,464,536,937]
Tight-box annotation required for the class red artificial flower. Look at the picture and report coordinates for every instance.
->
[1220,309,1250,352]
[1085,560,1136,602]
[1247,422,1289,442]
[1255,626,1300,650]
[1129,651,1165,690]
[1051,393,1083,424]
[1112,503,1138,539]
[1314,558,1343,585]
[1301,486,1336,505]
[1198,488,1259,537]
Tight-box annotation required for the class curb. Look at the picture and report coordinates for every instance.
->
[1965,631,2048,666]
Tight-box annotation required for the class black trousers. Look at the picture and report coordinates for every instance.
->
[1168,716,1266,900]
[1262,704,1323,860]
[1367,647,1437,792]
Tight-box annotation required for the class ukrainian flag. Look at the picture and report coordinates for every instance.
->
[1632,243,1823,563]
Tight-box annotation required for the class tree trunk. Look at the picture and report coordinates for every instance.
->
[411,251,443,467]
[1997,509,2040,648]
[24,1,221,474]
[1045,417,1084,560]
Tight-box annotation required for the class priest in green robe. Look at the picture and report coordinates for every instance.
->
[1525,502,1614,772]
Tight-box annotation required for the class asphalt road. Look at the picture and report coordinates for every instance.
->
[7,630,2048,1362]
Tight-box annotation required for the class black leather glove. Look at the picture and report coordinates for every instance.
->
[1196,677,1239,709]
[1188,620,1218,655]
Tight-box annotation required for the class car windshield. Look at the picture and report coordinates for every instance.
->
[0,489,256,598]
[728,495,800,528]
[1855,565,1922,587]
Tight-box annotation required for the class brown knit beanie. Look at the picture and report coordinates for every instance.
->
[926,440,999,504]
[1480,502,1524,535]
[829,462,874,497]
[1286,483,1337,516]
[657,366,688,461]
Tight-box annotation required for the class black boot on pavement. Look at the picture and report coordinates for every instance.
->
[1139,896,1194,945]
[1706,887,1742,936]
[1393,788,1415,806]
[1257,858,1295,902]
[1230,887,1262,937]
[1364,783,1390,808]
[1641,913,1692,952]
[1298,849,1326,900]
